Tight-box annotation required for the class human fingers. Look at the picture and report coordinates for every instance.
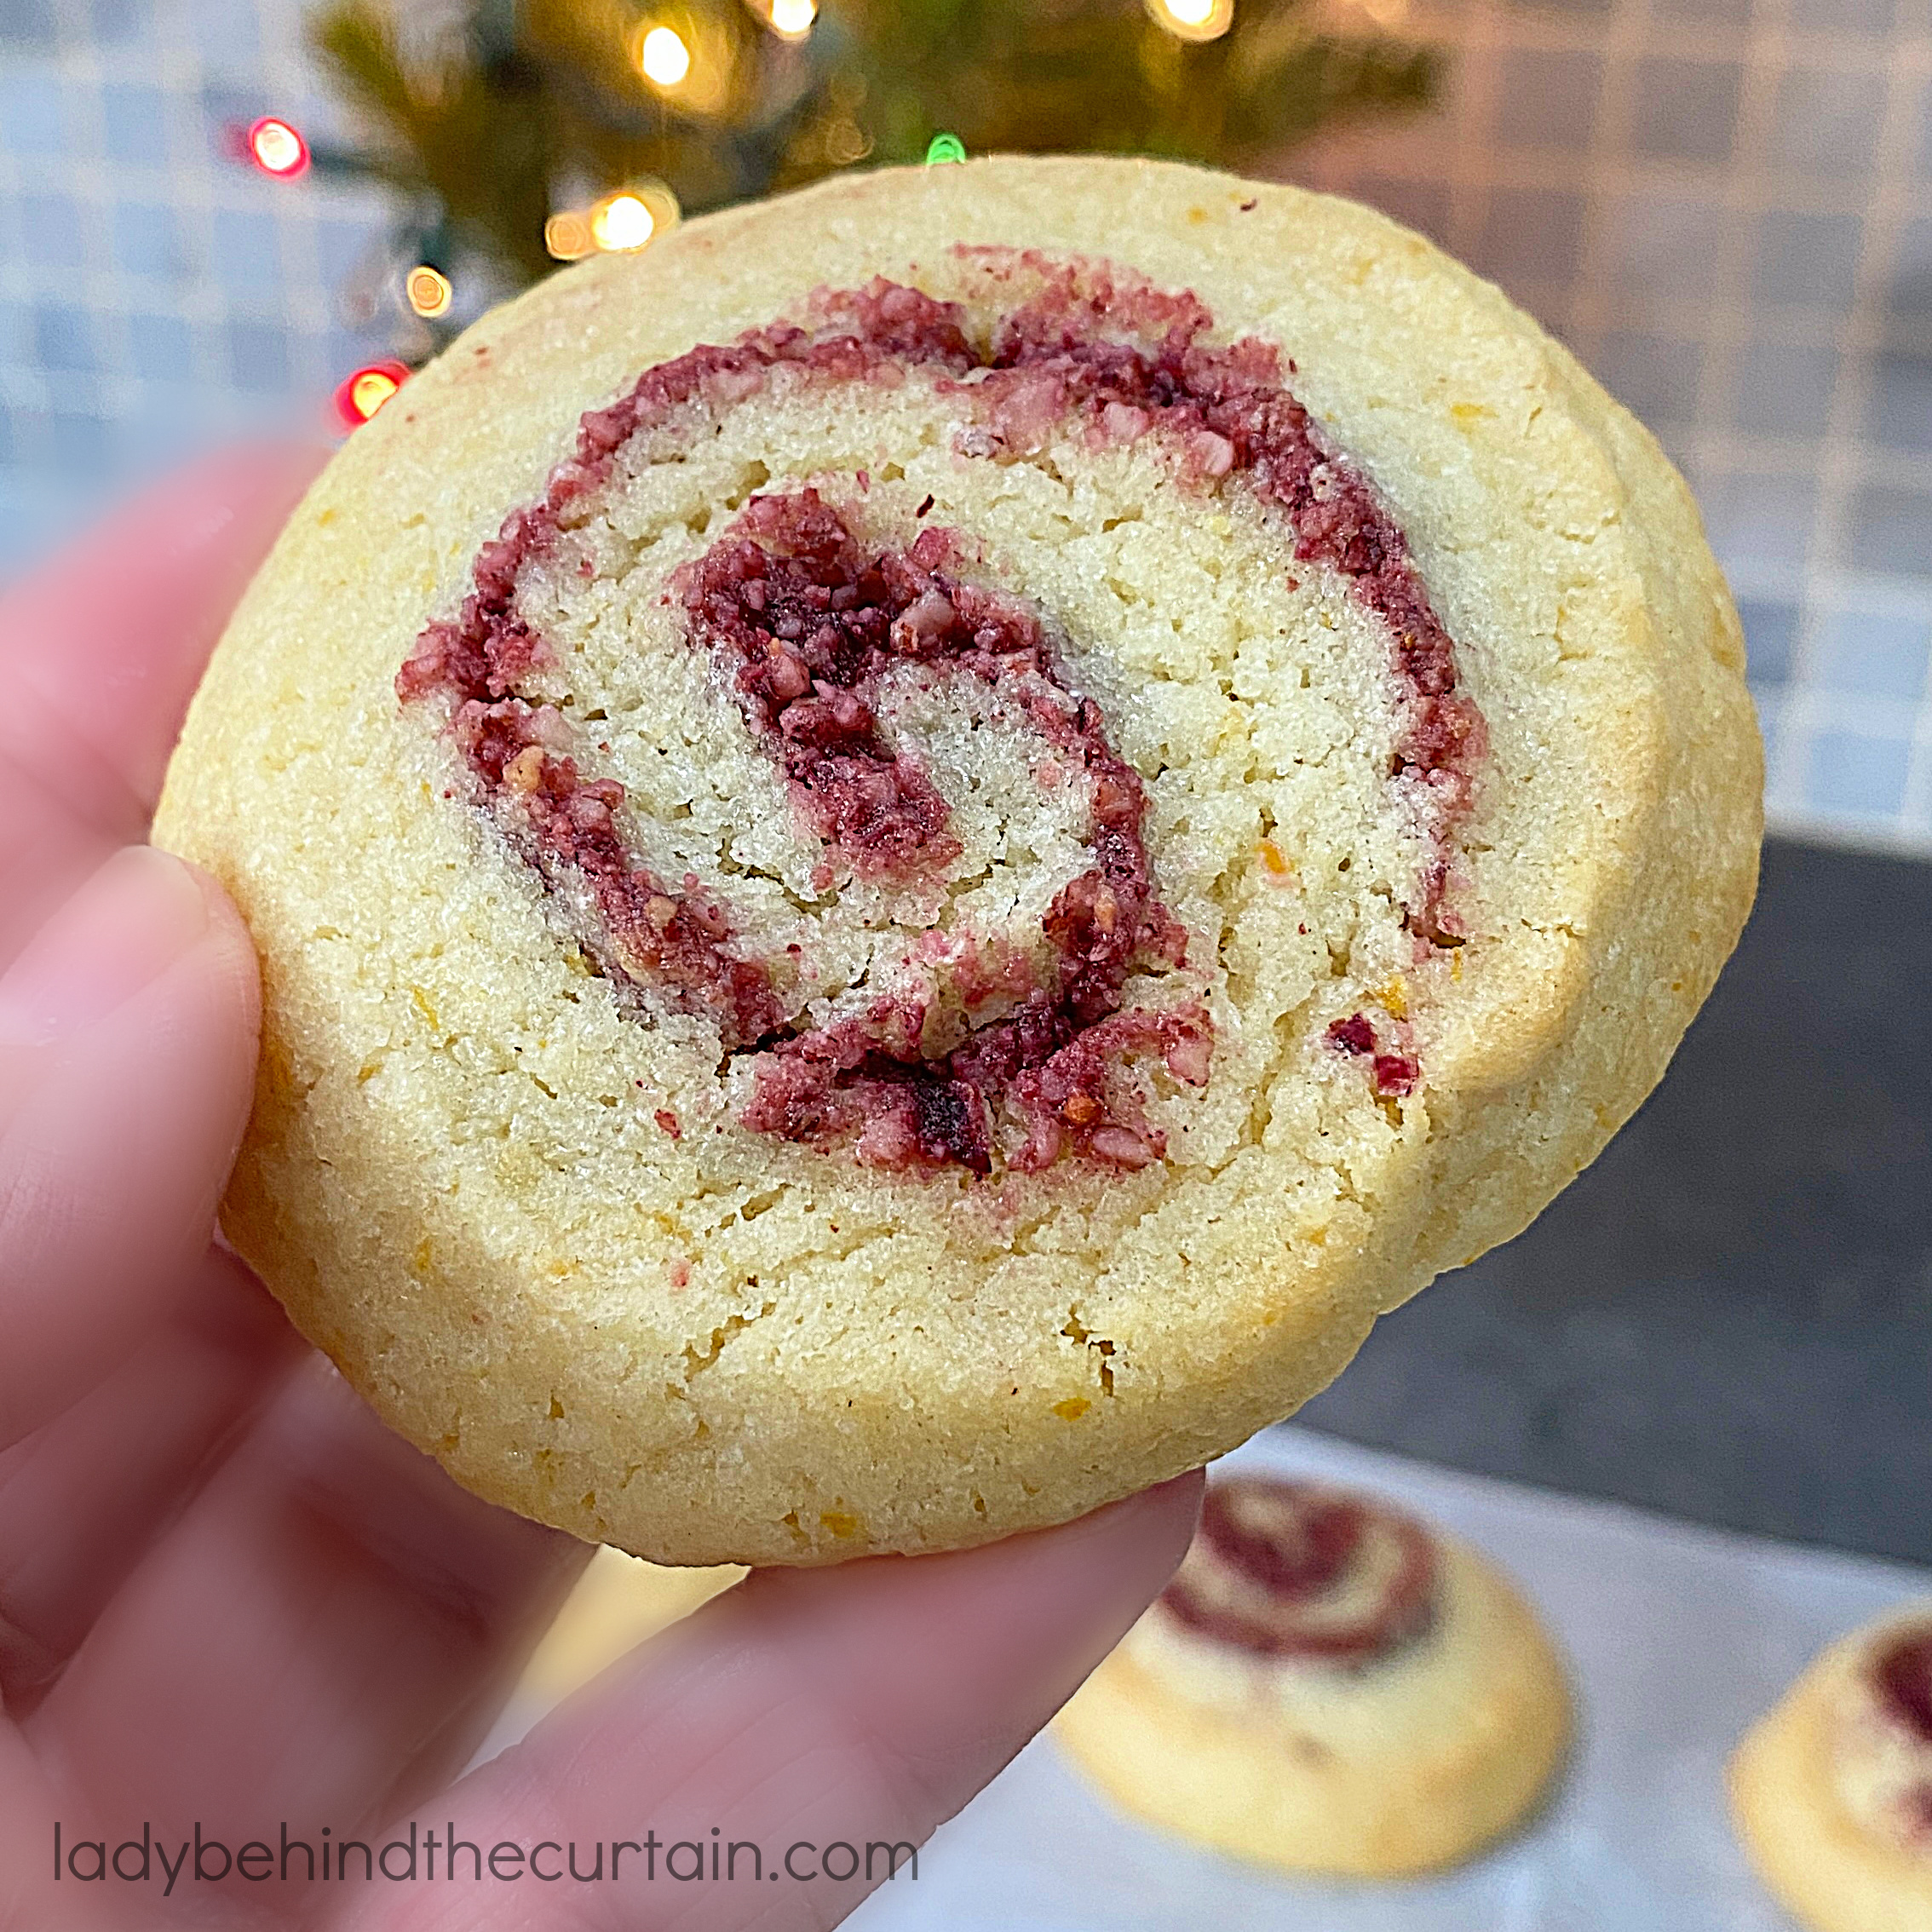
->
[0,848,262,1452]
[0,441,324,963]
[25,1358,588,1856]
[345,1470,1203,1932]
[0,1247,304,1712]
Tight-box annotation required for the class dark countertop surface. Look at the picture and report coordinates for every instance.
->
[1299,836,1932,1567]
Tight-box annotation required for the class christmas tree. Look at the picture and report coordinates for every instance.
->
[297,0,1435,359]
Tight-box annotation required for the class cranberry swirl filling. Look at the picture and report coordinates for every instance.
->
[1837,1623,1932,1850]
[397,250,1487,1176]
[1875,1628,1932,1746]
[1160,1476,1438,1665]
[684,491,1200,1173]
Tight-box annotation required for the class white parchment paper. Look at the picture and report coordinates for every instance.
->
[851,1425,1931,1932]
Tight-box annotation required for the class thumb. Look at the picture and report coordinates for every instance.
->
[0,846,260,1450]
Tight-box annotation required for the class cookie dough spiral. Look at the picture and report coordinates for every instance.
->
[155,158,1761,1565]
[392,252,1480,1180]
[1161,1475,1438,1662]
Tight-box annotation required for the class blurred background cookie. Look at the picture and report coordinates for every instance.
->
[1055,1471,1571,1875]
[1729,1606,1932,1932]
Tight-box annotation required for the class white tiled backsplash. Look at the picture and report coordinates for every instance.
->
[1292,0,1932,849]
[2,0,1928,848]
[0,0,394,555]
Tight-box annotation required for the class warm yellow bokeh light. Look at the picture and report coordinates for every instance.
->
[638,24,692,86]
[544,210,594,261]
[405,266,452,319]
[1146,0,1233,39]
[590,193,656,252]
[768,0,816,37]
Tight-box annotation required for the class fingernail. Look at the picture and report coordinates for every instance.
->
[0,847,210,1045]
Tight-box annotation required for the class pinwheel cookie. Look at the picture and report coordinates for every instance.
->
[1729,1608,1932,1932]
[155,155,1762,1566]
[1055,1474,1572,1873]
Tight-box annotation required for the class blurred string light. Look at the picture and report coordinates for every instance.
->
[925,132,967,164]
[630,17,733,112]
[820,116,872,163]
[244,114,311,179]
[333,360,410,432]
[636,23,693,88]
[549,180,681,262]
[545,210,595,261]
[591,192,655,250]
[768,0,816,38]
[405,265,453,318]
[1145,0,1234,41]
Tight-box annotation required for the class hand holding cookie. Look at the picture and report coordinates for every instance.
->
[0,446,1203,1929]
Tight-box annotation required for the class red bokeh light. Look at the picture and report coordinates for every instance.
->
[332,361,411,432]
[244,116,311,180]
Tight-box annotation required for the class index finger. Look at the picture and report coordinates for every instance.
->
[341,1472,1204,1932]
